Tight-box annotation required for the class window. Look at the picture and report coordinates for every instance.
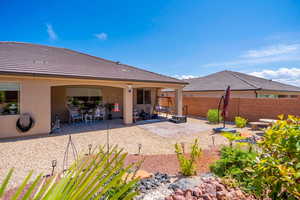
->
[257,94,278,98]
[0,83,20,115]
[137,89,151,104]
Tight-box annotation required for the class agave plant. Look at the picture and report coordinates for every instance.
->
[0,145,141,200]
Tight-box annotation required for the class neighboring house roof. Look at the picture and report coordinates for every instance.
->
[181,70,300,92]
[0,42,186,84]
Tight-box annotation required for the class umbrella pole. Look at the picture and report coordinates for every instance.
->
[217,96,224,124]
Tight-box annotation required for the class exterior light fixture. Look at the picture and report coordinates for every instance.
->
[138,143,142,155]
[51,159,57,176]
[88,144,92,155]
[127,85,132,93]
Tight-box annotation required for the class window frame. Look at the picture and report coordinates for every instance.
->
[0,82,21,116]
[136,89,151,105]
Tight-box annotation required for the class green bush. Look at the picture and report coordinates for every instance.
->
[235,116,248,128]
[252,115,300,199]
[0,146,140,200]
[211,115,300,199]
[175,139,202,176]
[210,146,257,192]
[207,109,222,123]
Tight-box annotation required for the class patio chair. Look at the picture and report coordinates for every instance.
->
[67,106,83,124]
[133,108,139,123]
[85,109,94,123]
[93,106,105,121]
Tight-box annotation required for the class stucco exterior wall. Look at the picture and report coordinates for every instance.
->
[0,77,51,138]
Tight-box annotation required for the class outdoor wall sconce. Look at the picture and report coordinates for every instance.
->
[88,144,92,155]
[51,159,57,176]
[127,85,132,93]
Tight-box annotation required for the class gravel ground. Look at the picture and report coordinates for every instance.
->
[0,117,257,188]
[125,149,220,175]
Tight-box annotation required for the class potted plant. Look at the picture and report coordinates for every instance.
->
[8,103,18,114]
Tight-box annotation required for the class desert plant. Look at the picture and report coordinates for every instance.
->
[235,116,248,128]
[175,139,202,176]
[0,145,140,200]
[207,109,222,123]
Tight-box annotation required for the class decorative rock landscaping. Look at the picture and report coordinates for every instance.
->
[136,173,259,200]
[165,176,258,200]
[138,172,172,193]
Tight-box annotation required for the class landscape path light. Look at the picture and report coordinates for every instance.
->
[88,144,92,155]
[51,159,57,176]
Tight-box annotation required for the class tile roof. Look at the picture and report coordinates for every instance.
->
[182,70,300,92]
[0,42,186,84]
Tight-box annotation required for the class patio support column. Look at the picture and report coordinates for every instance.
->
[123,86,133,124]
[175,88,183,116]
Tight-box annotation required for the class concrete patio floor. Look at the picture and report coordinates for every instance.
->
[0,117,259,188]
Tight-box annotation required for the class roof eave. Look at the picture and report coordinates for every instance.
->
[0,71,188,85]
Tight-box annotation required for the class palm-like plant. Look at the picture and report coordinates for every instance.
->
[0,145,141,200]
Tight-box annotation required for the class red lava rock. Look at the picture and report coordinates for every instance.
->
[201,194,213,200]
[215,183,226,192]
[175,189,184,195]
[165,196,174,200]
[184,189,193,198]
[192,187,203,197]
[216,191,226,200]
[165,176,260,200]
[172,194,186,200]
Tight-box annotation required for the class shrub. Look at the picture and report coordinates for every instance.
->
[252,115,300,199]
[175,139,202,176]
[0,146,140,200]
[207,109,222,123]
[211,115,300,199]
[235,116,248,128]
[210,146,257,192]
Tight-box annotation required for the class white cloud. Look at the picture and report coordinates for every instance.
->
[241,44,300,58]
[95,33,107,40]
[46,24,58,41]
[173,75,197,80]
[203,43,300,68]
[250,67,300,86]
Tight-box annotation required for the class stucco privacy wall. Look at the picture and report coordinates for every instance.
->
[0,77,51,138]
[51,86,124,122]
[162,91,256,98]
[160,96,300,121]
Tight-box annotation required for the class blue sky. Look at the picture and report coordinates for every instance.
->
[1,0,300,85]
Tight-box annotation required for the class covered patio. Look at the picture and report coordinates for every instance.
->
[50,83,184,134]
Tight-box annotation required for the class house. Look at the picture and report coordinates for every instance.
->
[0,42,187,139]
[162,70,300,98]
